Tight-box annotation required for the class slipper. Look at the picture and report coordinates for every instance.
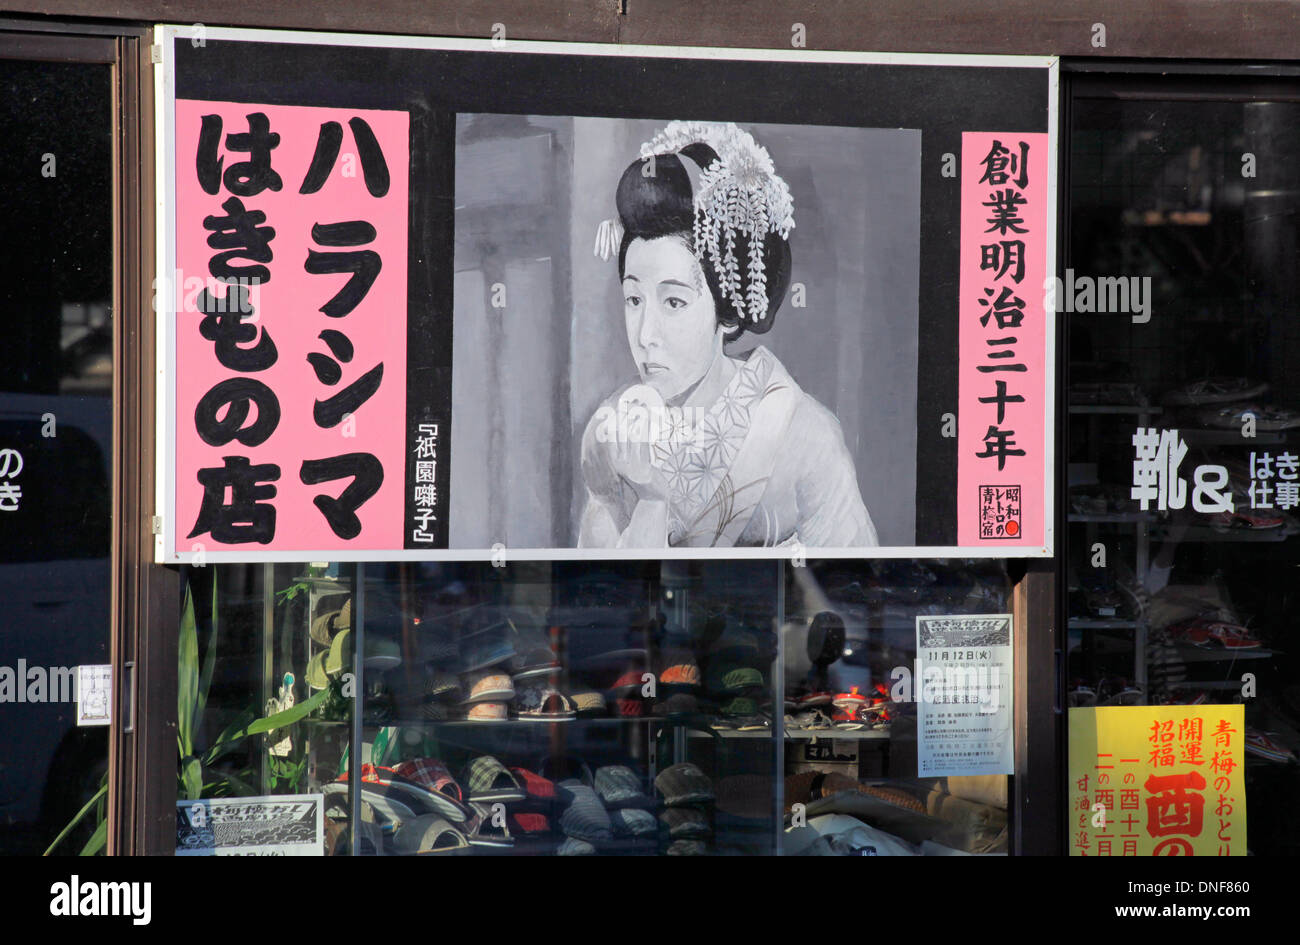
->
[1163,376,1269,406]
[539,756,594,788]
[341,763,473,824]
[660,806,710,838]
[365,635,402,671]
[508,626,561,679]
[720,696,759,717]
[557,783,613,842]
[797,692,834,709]
[570,690,607,716]
[655,762,714,807]
[666,839,709,855]
[464,802,514,847]
[832,686,869,712]
[310,595,351,646]
[508,767,558,803]
[417,609,462,665]
[391,758,472,822]
[306,651,330,691]
[788,708,834,730]
[422,668,462,701]
[510,811,551,834]
[461,670,514,704]
[615,697,645,717]
[459,620,516,673]
[652,692,699,717]
[594,765,651,808]
[707,664,764,695]
[466,702,508,722]
[556,837,596,856]
[610,808,657,838]
[516,685,577,721]
[657,650,700,688]
[323,781,417,826]
[1245,729,1297,763]
[325,627,352,676]
[463,755,525,802]
[607,667,649,698]
[393,814,470,855]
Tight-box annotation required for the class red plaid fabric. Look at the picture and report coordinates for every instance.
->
[508,767,556,799]
[393,758,463,801]
[612,670,643,690]
[510,812,549,833]
[339,763,400,783]
[616,698,644,717]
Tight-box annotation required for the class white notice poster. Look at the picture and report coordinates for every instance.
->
[176,794,324,856]
[915,613,1014,778]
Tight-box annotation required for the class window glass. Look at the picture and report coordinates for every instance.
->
[184,559,1012,856]
[0,59,112,856]
[1067,87,1300,856]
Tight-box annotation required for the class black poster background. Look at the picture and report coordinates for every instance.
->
[173,38,1049,551]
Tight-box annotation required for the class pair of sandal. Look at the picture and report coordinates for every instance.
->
[785,708,835,731]
[390,799,516,854]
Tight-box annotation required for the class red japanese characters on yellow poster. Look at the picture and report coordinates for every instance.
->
[1068,705,1246,856]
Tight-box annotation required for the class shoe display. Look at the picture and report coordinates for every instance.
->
[1163,376,1269,406]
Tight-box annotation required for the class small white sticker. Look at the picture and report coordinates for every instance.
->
[77,664,112,726]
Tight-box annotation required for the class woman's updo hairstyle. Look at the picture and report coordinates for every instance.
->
[615,141,792,341]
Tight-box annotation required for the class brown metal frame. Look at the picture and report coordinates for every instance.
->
[111,28,179,857]
[1011,559,1060,854]
[0,17,175,857]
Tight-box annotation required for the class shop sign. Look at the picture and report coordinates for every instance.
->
[156,26,1057,562]
[1068,705,1246,856]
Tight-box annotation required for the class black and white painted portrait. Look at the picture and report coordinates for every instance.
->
[451,115,921,551]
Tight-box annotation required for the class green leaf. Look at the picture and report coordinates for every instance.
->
[193,570,220,738]
[78,819,107,857]
[42,782,108,856]
[202,708,257,765]
[181,755,203,801]
[177,580,199,759]
[224,688,330,741]
[207,768,257,797]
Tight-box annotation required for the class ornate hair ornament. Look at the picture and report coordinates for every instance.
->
[595,121,795,325]
[646,121,795,324]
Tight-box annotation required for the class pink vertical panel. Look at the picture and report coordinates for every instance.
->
[174,101,408,554]
[957,132,1049,549]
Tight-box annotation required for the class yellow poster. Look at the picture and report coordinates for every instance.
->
[1068,705,1246,856]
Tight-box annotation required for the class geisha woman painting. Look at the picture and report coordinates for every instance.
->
[577,122,878,549]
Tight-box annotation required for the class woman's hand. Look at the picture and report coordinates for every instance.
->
[609,384,672,503]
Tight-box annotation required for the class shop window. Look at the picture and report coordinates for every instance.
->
[1066,79,1300,856]
[180,559,1012,856]
[0,58,112,856]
